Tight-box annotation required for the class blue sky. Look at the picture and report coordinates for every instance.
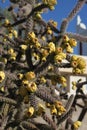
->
[0,0,87,54]
[0,0,87,32]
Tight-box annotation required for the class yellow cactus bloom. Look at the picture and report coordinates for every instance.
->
[69,38,77,47]
[32,53,40,61]
[71,55,78,61]
[59,76,66,83]
[48,42,55,53]
[0,86,5,92]
[40,76,46,84]
[17,73,23,80]
[71,61,78,68]
[73,68,82,74]
[77,57,86,69]
[8,48,14,55]
[27,107,34,117]
[63,35,69,43]
[13,30,18,38]
[1,58,7,64]
[37,103,45,115]
[42,57,46,62]
[20,44,27,51]
[55,47,63,54]
[45,102,51,108]
[28,32,36,39]
[41,49,49,57]
[73,121,82,129]
[54,55,62,63]
[54,100,62,109]
[25,71,35,80]
[43,0,57,9]
[8,33,13,39]
[47,27,53,35]
[4,19,10,26]
[49,20,58,27]
[50,105,57,115]
[22,79,29,86]
[26,82,37,93]
[72,85,76,90]
[35,12,42,19]
[41,36,46,41]
[66,45,73,53]
[0,71,5,83]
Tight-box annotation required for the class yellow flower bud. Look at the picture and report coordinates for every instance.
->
[0,71,5,83]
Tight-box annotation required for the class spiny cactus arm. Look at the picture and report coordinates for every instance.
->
[78,107,87,121]
[35,123,54,130]
[0,96,17,106]
[57,107,74,125]
[35,53,54,77]
[66,32,87,43]
[29,93,39,110]
[25,46,35,70]
[0,33,16,46]
[60,19,68,33]
[66,0,86,22]
[65,95,74,111]
[11,4,48,27]
[35,88,56,104]
[42,113,57,130]
[20,121,40,130]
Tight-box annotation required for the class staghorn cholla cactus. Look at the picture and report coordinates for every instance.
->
[0,0,87,130]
